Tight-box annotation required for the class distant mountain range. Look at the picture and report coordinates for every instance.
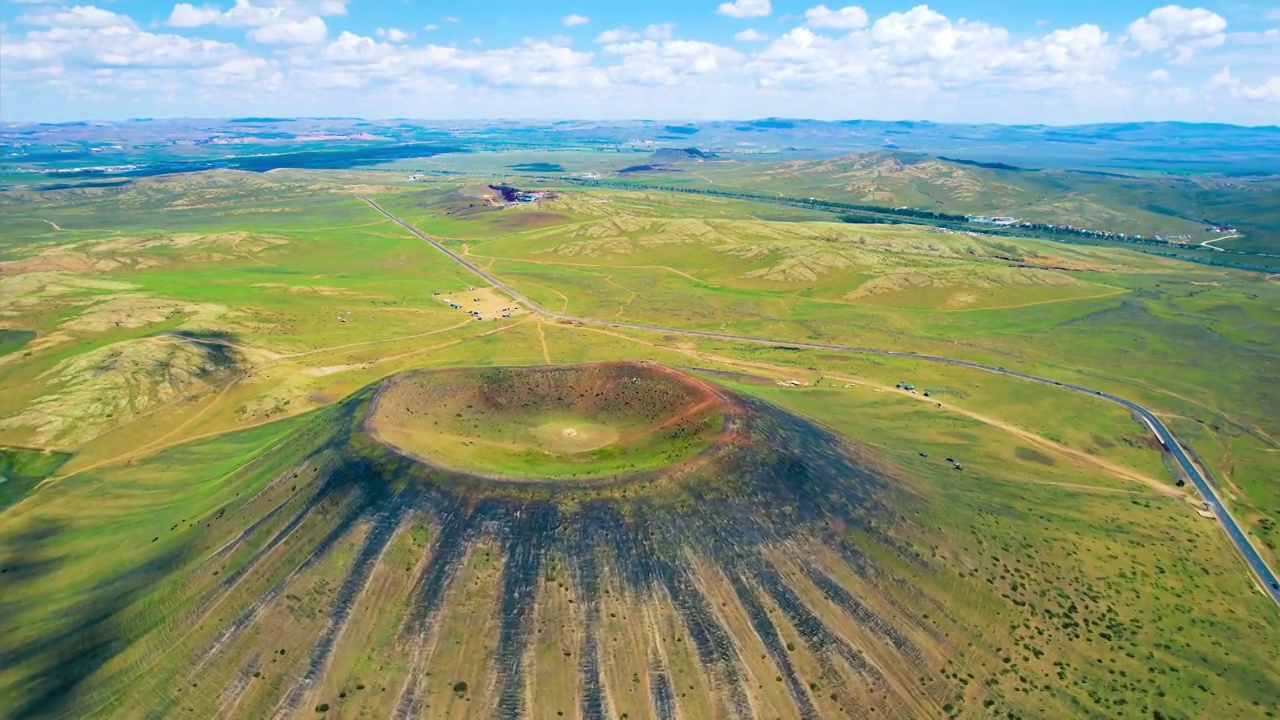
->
[3,117,1278,175]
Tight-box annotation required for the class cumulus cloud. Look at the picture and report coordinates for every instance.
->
[168,1,277,28]
[23,5,136,28]
[1209,67,1280,101]
[804,4,869,30]
[5,0,1276,123]
[248,16,326,44]
[604,38,741,86]
[166,1,343,46]
[644,23,676,41]
[747,6,1118,93]
[1127,5,1226,62]
[168,3,226,27]
[1236,77,1280,101]
[168,1,346,29]
[309,32,605,91]
[375,27,409,42]
[717,0,771,19]
[2,23,240,69]
[594,27,639,43]
[562,14,589,27]
[1226,28,1280,46]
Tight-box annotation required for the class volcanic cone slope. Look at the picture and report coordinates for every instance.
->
[81,363,944,719]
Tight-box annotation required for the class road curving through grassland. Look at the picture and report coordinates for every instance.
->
[358,195,1280,610]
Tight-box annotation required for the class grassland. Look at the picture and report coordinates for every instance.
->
[417,147,1280,256]
[1,167,1277,719]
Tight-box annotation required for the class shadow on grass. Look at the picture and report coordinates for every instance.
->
[0,518,192,720]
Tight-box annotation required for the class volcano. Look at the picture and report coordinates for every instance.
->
[86,363,945,719]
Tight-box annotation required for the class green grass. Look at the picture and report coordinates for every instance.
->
[725,379,1280,718]
[1,167,1278,719]
[0,445,70,513]
[0,330,35,358]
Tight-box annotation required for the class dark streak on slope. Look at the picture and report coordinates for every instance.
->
[801,560,924,667]
[203,464,345,602]
[655,555,753,717]
[393,496,484,720]
[491,501,554,720]
[570,519,609,720]
[831,541,951,644]
[727,572,818,719]
[650,669,677,720]
[752,564,885,687]
[274,494,410,717]
[194,484,372,672]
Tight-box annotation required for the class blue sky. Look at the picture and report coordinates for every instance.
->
[2,1,1277,124]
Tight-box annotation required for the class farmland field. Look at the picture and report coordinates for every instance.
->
[1,160,1278,720]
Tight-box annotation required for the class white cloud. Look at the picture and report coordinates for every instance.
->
[376,27,410,42]
[1209,67,1280,101]
[168,1,347,29]
[23,5,136,28]
[5,0,1277,124]
[1226,28,1280,46]
[441,16,460,23]
[248,17,326,45]
[716,0,771,19]
[1,23,241,69]
[168,3,225,28]
[1209,66,1234,86]
[804,4,869,30]
[562,14,589,27]
[168,1,278,28]
[594,27,640,43]
[1127,5,1226,62]
[748,7,1118,93]
[644,23,676,41]
[1236,77,1280,101]
[604,38,741,86]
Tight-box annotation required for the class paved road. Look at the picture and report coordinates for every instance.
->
[359,196,1280,609]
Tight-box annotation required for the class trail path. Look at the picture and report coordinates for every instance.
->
[1201,233,1242,251]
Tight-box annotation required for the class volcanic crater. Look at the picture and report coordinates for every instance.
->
[365,362,735,485]
[122,362,944,719]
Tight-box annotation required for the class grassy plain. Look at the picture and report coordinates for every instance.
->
[389,184,1280,561]
[0,168,1278,719]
